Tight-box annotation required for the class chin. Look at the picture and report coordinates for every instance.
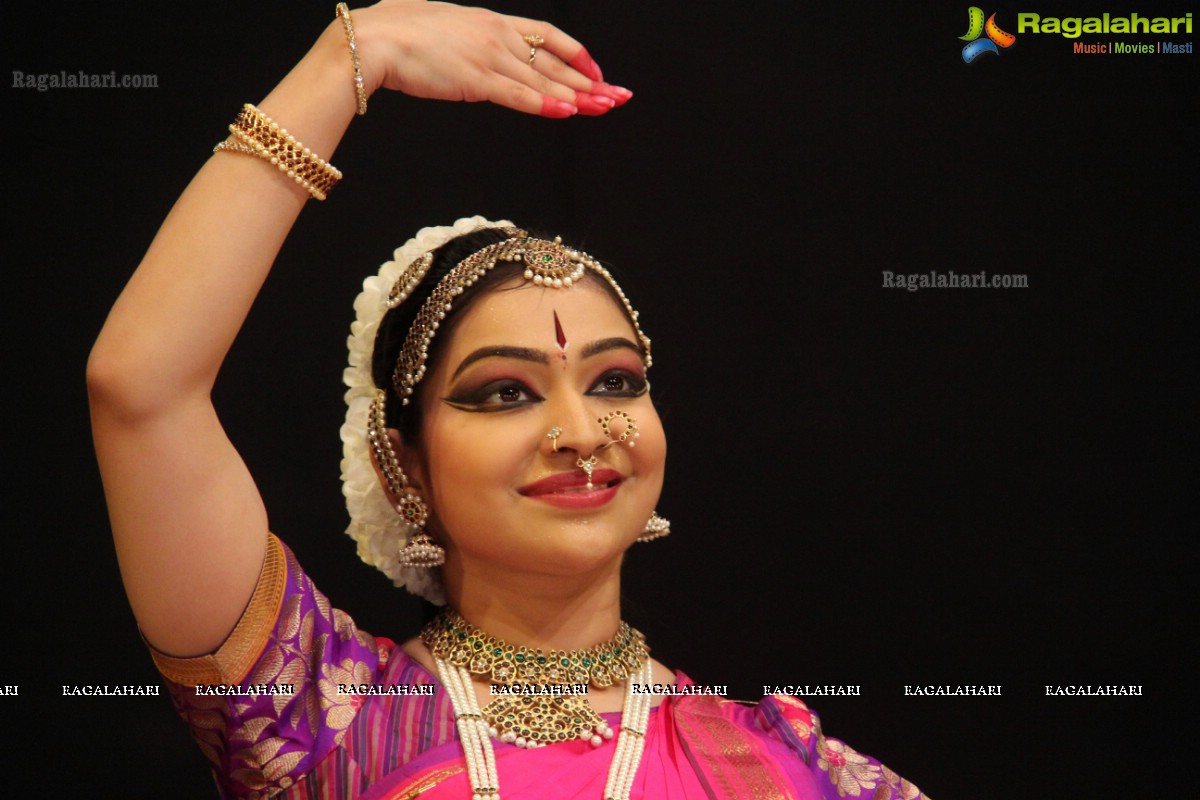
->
[513,518,637,575]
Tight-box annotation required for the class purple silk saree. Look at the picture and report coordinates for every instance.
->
[150,536,929,799]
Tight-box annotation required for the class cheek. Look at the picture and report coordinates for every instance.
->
[631,407,667,476]
[421,415,528,508]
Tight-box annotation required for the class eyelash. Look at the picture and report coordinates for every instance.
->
[444,380,542,411]
[444,369,647,412]
[590,369,648,397]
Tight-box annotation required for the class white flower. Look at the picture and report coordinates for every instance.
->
[340,216,512,604]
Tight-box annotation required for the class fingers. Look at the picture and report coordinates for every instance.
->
[540,95,581,119]
[517,51,608,116]
[502,16,632,114]
[567,48,604,83]
[492,78,620,120]
[523,46,587,93]
[590,81,634,108]
[483,51,576,117]
[476,73,576,118]
[505,17,593,76]
[486,42,609,118]
[574,91,616,116]
[486,77,622,120]
[362,3,631,120]
[522,47,633,115]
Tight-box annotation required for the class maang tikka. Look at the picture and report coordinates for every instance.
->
[368,389,445,568]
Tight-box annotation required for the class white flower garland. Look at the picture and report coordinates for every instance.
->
[340,216,513,604]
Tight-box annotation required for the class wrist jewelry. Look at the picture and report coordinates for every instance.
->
[335,3,368,115]
[223,103,342,201]
[212,141,258,157]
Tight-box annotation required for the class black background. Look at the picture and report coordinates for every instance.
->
[3,2,1193,797]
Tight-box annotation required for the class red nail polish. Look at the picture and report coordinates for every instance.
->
[540,96,578,118]
[575,92,615,116]
[568,48,604,82]
[593,82,633,106]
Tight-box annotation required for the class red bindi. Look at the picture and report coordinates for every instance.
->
[553,311,569,366]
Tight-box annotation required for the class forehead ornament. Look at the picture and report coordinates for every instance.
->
[389,228,652,406]
[386,252,434,308]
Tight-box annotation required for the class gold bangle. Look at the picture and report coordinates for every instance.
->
[335,3,368,116]
[224,103,343,201]
[212,141,258,157]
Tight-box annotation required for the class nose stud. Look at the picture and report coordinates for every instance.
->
[546,426,563,452]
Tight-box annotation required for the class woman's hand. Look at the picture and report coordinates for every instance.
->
[351,1,632,117]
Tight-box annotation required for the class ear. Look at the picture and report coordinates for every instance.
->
[368,427,429,508]
[390,428,430,491]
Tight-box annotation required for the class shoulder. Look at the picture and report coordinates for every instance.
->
[668,690,932,800]
[757,693,933,800]
[153,534,402,797]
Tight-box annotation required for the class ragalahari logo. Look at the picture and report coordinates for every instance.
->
[960,7,1017,62]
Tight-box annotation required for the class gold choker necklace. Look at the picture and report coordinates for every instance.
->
[422,610,650,747]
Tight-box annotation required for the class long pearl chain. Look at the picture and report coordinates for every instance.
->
[437,658,500,800]
[436,658,654,800]
[602,660,654,800]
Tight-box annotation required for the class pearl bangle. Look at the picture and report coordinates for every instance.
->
[221,103,343,201]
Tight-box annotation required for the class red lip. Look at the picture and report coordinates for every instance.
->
[519,469,623,509]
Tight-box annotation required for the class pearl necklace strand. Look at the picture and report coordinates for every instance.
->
[436,657,654,800]
[602,660,654,800]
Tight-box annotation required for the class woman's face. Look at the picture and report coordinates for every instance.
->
[404,275,665,582]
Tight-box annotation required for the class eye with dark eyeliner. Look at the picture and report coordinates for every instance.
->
[443,379,543,411]
[588,369,648,398]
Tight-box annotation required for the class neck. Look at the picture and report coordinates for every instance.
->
[441,553,623,651]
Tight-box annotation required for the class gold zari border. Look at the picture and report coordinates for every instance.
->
[675,697,796,800]
[381,764,468,799]
[148,533,288,686]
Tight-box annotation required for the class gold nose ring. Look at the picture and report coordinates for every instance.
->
[598,411,639,448]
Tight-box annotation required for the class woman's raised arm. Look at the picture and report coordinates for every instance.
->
[87,1,626,658]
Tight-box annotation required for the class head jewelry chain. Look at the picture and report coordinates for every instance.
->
[387,228,651,407]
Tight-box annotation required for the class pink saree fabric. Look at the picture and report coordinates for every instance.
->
[360,697,825,800]
[156,536,930,799]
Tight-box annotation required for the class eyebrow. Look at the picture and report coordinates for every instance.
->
[451,338,642,380]
[452,347,548,379]
[580,337,642,359]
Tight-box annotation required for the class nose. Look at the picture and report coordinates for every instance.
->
[542,394,607,457]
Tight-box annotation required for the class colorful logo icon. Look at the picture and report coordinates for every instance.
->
[960,7,1017,62]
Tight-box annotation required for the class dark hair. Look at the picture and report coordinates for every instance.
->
[371,227,518,443]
